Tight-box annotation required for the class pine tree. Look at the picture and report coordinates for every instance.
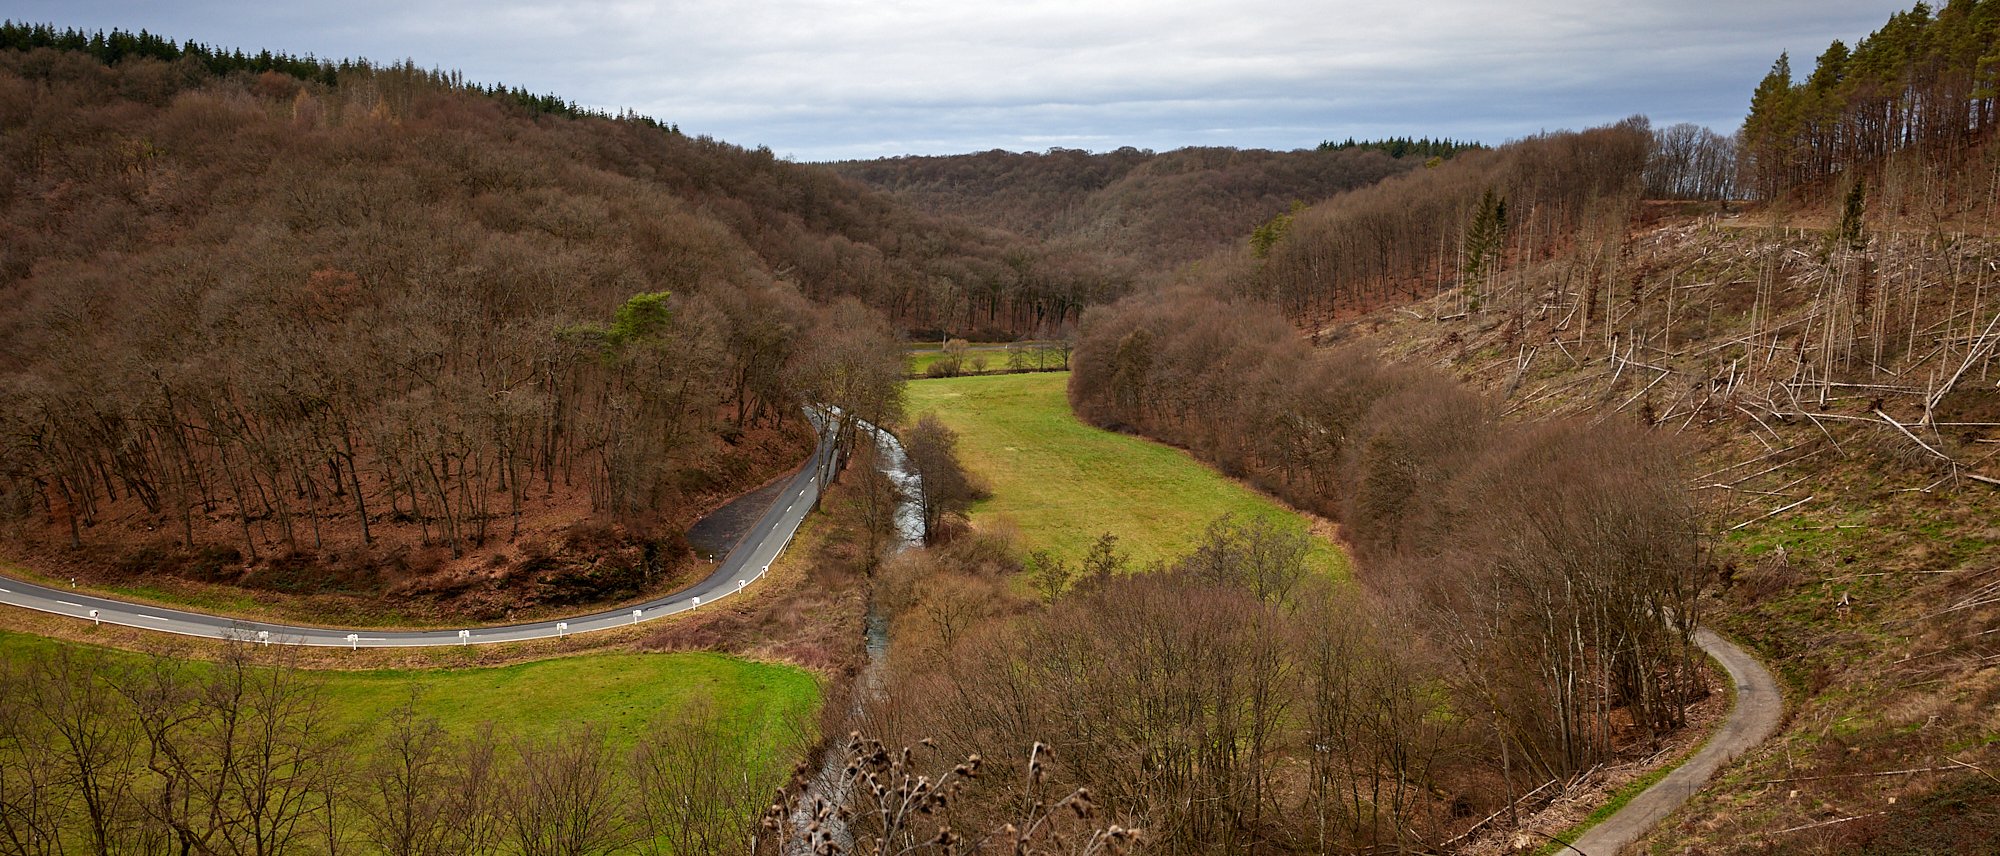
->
[1462,187,1508,303]
[1743,53,1800,198]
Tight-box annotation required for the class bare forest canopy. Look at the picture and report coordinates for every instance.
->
[826,145,1417,274]
[0,34,1056,608]
[1741,0,2000,205]
[1210,119,1660,323]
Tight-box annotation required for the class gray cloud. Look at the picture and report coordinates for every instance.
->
[15,0,1915,159]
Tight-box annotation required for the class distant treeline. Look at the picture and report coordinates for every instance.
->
[0,21,673,127]
[1741,0,2000,200]
[1226,119,1654,320]
[829,145,1414,275]
[0,22,339,85]
[1317,135,1486,159]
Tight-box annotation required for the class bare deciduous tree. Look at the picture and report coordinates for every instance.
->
[500,726,630,856]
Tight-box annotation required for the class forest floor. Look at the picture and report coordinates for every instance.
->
[906,371,1348,573]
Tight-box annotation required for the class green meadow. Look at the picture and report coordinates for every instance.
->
[0,631,818,753]
[906,371,1349,574]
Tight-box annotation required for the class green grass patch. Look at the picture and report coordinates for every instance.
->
[906,341,1066,376]
[907,350,954,375]
[906,372,1349,574]
[1723,509,1866,559]
[315,651,817,749]
[0,631,818,754]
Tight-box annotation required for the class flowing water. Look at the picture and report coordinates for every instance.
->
[786,422,919,853]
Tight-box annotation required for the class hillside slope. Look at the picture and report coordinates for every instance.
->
[830,145,1415,274]
[1328,202,2000,850]
[0,38,996,620]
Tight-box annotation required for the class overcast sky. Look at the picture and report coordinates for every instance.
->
[15,1,1914,161]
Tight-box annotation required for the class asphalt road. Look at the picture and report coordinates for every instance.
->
[1566,627,1783,854]
[0,427,840,648]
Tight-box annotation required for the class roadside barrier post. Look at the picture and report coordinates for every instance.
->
[458,629,471,646]
[89,608,98,626]
[557,621,568,639]
[632,609,642,625]
[346,633,358,650]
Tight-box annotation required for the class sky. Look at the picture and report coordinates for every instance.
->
[13,0,1919,161]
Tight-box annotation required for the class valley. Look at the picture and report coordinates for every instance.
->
[6,3,2000,854]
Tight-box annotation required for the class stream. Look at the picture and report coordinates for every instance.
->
[787,421,920,853]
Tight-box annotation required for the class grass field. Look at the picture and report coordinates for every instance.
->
[905,341,1065,375]
[0,631,819,751]
[906,372,1349,574]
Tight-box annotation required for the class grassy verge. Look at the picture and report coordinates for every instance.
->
[906,372,1348,574]
[0,559,450,631]
[0,629,818,751]
[1532,766,1676,855]
[0,552,724,633]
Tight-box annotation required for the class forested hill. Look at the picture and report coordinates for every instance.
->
[827,146,1415,273]
[1740,0,1999,208]
[0,27,1118,335]
[0,34,1077,617]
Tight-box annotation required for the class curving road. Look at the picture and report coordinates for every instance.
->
[0,425,842,648]
[1566,627,1783,854]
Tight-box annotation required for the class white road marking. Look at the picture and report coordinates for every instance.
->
[138,615,167,621]
[58,601,82,608]
[0,587,10,593]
